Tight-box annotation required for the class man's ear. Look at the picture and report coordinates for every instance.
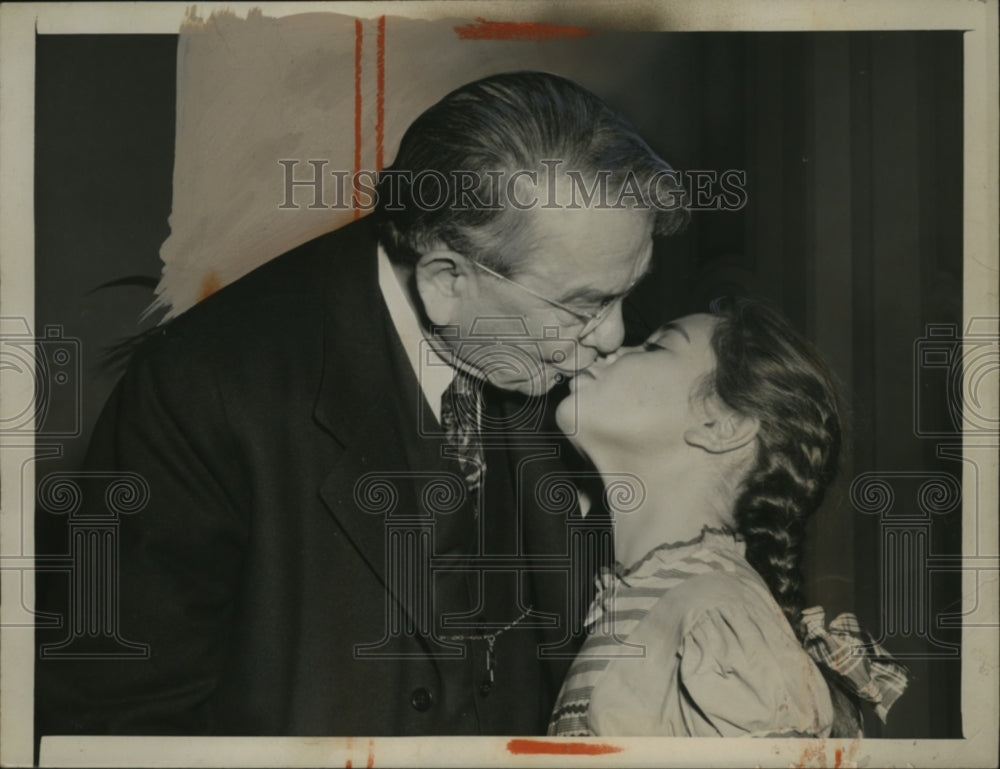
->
[684,392,760,454]
[413,246,476,327]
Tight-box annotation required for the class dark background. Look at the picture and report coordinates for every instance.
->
[34,31,963,739]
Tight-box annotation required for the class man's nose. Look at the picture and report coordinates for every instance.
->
[579,303,626,356]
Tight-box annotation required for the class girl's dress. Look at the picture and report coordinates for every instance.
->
[548,528,907,737]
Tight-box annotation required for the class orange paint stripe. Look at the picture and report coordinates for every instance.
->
[454,18,592,41]
[506,739,622,756]
[353,18,363,220]
[375,15,386,172]
[197,269,221,302]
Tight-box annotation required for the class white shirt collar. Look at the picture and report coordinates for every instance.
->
[377,242,454,422]
[378,243,586,515]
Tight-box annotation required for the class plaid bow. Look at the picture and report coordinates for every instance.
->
[799,606,910,722]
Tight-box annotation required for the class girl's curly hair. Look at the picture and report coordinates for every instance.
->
[708,297,862,735]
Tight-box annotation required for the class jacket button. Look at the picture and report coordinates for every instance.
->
[410,687,433,712]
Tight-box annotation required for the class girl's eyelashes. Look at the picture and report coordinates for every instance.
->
[642,341,669,352]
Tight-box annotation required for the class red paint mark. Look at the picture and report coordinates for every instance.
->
[506,739,622,756]
[834,748,843,768]
[375,15,386,172]
[794,741,826,768]
[197,269,221,302]
[352,18,363,221]
[454,19,593,42]
[366,738,375,768]
[345,762,352,769]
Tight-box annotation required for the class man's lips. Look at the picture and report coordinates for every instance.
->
[567,367,597,390]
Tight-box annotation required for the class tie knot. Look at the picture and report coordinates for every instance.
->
[442,371,482,431]
[440,371,485,508]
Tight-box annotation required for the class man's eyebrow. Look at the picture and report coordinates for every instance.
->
[660,321,691,343]
[559,287,614,304]
[558,263,654,305]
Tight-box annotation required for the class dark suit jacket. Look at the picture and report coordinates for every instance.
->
[36,218,607,737]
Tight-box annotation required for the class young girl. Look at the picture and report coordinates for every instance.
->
[548,298,908,737]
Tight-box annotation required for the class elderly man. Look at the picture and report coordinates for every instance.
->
[36,71,687,736]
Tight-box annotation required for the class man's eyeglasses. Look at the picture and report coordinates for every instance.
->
[467,258,623,338]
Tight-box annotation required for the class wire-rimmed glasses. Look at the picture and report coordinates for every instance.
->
[467,259,624,338]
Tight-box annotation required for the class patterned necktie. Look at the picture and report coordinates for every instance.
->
[440,371,485,509]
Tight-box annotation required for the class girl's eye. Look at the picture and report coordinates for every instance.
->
[643,341,668,352]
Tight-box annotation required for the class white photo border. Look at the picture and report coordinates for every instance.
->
[1,1,996,767]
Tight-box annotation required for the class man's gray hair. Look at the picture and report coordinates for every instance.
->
[374,71,689,275]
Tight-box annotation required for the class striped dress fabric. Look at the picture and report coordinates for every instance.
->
[548,527,833,737]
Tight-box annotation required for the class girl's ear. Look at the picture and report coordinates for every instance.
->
[684,392,760,454]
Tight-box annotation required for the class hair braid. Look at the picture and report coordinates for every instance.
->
[709,298,843,634]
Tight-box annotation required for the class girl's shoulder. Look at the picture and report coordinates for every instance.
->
[592,544,834,737]
[638,540,783,635]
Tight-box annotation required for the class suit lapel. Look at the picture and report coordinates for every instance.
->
[312,219,416,586]
[497,387,611,656]
[310,226,604,654]
[312,219,454,631]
